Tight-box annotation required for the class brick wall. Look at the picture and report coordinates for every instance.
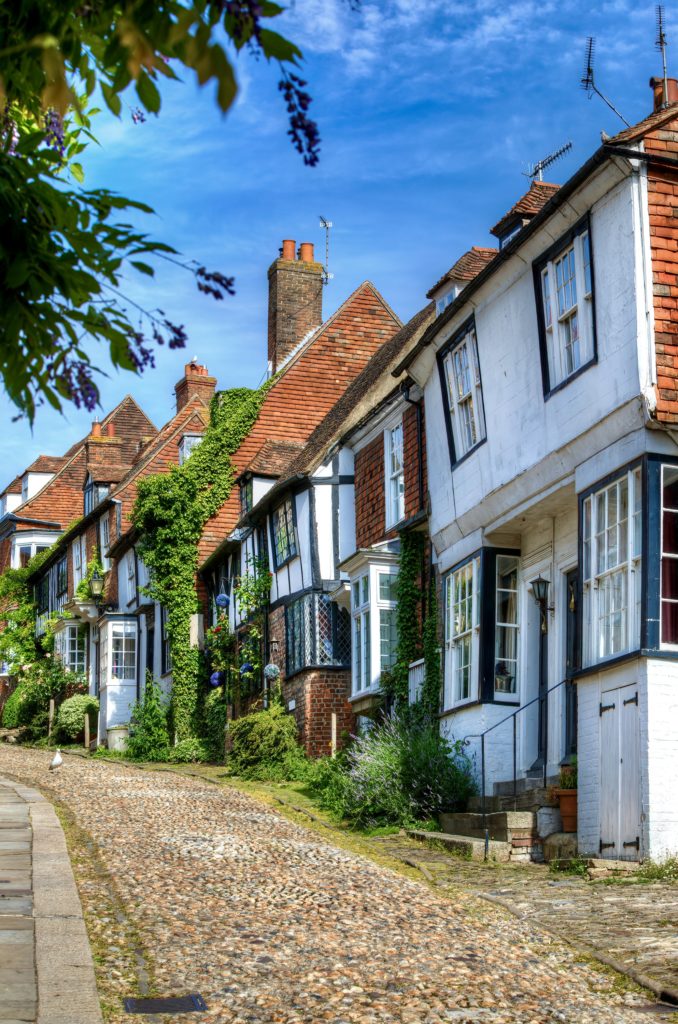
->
[403,402,426,520]
[355,434,389,549]
[283,668,354,758]
[646,121,678,423]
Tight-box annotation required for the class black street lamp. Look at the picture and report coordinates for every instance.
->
[89,569,105,605]
[531,575,550,633]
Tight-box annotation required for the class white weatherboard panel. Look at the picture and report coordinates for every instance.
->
[314,483,334,581]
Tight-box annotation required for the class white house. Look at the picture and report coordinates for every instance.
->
[397,89,678,861]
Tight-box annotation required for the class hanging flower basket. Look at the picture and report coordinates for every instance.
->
[209,670,225,688]
[264,663,281,680]
[215,594,230,609]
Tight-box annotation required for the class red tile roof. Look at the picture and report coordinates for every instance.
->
[490,181,560,239]
[241,440,306,479]
[2,475,22,496]
[427,246,498,299]
[609,102,678,145]
[25,455,67,474]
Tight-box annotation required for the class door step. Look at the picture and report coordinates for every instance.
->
[586,857,640,880]
[405,829,512,862]
[438,812,544,862]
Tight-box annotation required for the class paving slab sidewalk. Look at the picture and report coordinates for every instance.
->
[0,776,102,1024]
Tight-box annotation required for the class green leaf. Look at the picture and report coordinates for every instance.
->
[101,82,122,117]
[258,29,302,64]
[70,163,84,184]
[136,72,161,114]
[130,260,154,277]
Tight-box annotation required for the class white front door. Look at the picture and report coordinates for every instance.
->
[600,682,641,860]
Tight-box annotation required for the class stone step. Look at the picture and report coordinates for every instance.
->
[439,811,537,843]
[493,775,560,797]
[405,829,512,863]
[586,857,640,879]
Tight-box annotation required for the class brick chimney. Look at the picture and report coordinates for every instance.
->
[267,238,323,373]
[650,76,678,110]
[175,361,217,413]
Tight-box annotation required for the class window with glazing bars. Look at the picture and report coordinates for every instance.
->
[272,498,297,566]
[286,593,351,676]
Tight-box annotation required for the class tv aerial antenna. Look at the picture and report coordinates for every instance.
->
[319,215,334,284]
[657,5,670,109]
[581,36,631,128]
[524,140,573,181]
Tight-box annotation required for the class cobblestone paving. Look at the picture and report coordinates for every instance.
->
[0,747,673,1024]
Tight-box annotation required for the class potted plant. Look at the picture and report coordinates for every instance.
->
[555,758,577,833]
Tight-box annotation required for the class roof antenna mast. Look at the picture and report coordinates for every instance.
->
[318,215,333,285]
[657,5,669,109]
[581,36,631,128]
[524,140,573,181]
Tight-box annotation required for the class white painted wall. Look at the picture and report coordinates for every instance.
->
[314,482,334,581]
[645,658,678,859]
[21,472,55,503]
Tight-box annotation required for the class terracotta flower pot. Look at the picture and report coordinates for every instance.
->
[556,788,577,833]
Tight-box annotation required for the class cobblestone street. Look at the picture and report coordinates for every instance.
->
[1,746,675,1024]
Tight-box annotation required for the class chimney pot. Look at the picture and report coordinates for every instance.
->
[299,242,314,263]
[106,422,115,437]
[650,76,678,110]
[185,361,208,377]
[281,239,296,261]
[91,421,102,438]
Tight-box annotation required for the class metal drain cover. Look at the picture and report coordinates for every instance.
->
[123,994,207,1013]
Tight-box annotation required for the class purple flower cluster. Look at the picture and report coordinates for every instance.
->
[44,110,65,157]
[1,114,18,155]
[127,330,156,372]
[56,360,99,412]
[196,266,236,301]
[131,107,147,124]
[220,1,264,44]
[279,73,320,167]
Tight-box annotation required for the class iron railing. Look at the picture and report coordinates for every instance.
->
[464,678,571,828]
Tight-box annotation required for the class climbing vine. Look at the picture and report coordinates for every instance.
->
[388,531,425,708]
[234,554,272,699]
[132,381,275,741]
[0,543,60,676]
[421,578,442,720]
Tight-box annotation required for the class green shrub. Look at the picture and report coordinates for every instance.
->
[22,709,51,743]
[636,856,678,882]
[308,712,475,828]
[203,689,230,761]
[127,679,170,762]
[2,685,26,728]
[228,703,306,779]
[56,694,99,740]
[168,737,211,763]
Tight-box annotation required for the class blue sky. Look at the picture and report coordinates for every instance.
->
[1,0,669,484]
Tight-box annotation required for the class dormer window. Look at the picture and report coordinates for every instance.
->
[435,284,461,317]
[497,221,523,249]
[84,475,108,515]
[20,476,28,503]
[178,433,202,465]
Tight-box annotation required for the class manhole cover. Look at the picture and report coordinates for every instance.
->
[123,994,207,1014]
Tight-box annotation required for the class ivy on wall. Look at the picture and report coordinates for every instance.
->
[384,531,441,719]
[0,543,60,677]
[132,382,275,741]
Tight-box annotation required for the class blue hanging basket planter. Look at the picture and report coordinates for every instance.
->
[215,594,230,609]
[239,662,254,676]
[209,671,225,688]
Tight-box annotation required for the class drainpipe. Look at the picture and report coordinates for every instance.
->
[400,382,424,515]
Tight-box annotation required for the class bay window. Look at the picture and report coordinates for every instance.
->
[440,319,486,463]
[349,564,398,697]
[99,620,137,691]
[444,557,480,707]
[286,593,350,676]
[535,219,595,393]
[54,624,86,675]
[581,467,641,666]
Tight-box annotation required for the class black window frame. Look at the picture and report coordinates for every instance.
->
[532,212,598,399]
[436,315,487,470]
[84,475,94,515]
[56,555,68,598]
[161,605,172,675]
[240,477,253,517]
[270,496,298,569]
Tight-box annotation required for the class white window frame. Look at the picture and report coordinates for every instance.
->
[539,224,594,391]
[660,464,678,648]
[109,620,136,683]
[444,556,481,709]
[494,555,519,699]
[54,624,86,675]
[384,421,405,528]
[581,466,641,667]
[350,564,399,697]
[442,323,486,461]
[178,433,202,465]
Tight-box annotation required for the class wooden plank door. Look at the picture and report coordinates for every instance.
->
[599,683,641,860]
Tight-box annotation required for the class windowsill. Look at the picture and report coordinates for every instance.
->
[439,696,479,716]
[572,648,641,679]
[450,436,486,471]
[273,551,299,571]
[350,686,381,703]
[543,355,597,400]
